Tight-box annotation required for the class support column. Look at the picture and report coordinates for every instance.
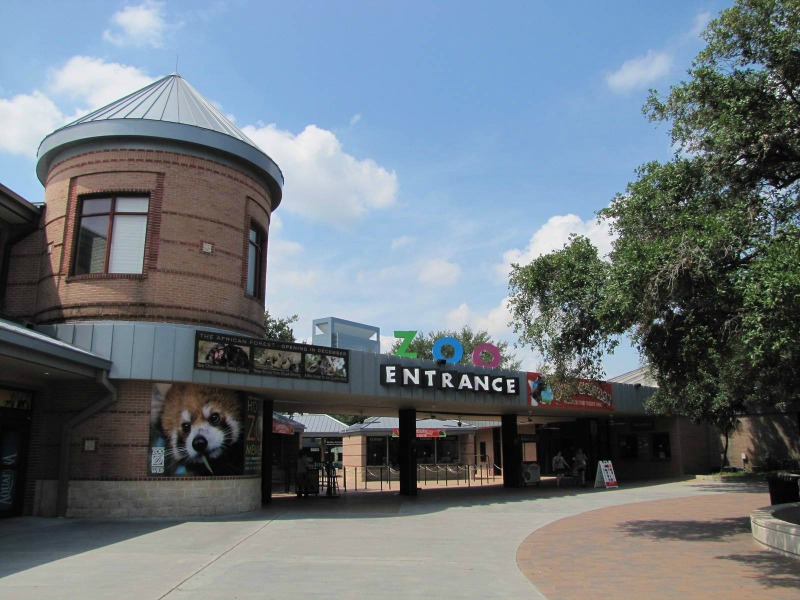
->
[399,408,418,496]
[501,414,521,488]
[261,398,274,504]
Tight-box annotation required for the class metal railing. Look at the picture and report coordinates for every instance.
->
[275,462,504,495]
[336,463,502,492]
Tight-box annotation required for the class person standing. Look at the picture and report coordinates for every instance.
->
[552,451,570,486]
[574,448,588,487]
[296,450,312,496]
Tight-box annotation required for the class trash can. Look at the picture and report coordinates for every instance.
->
[522,462,541,486]
[766,471,800,505]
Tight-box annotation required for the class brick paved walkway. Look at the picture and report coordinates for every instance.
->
[517,491,800,599]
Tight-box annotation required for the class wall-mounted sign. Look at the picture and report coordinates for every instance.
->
[195,331,349,383]
[148,383,263,477]
[391,428,446,438]
[527,372,613,411]
[272,421,294,435]
[380,364,519,396]
[243,397,263,476]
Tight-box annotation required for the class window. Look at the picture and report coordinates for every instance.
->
[74,196,149,275]
[246,224,265,296]
[652,432,671,460]
[367,436,387,466]
[618,434,638,459]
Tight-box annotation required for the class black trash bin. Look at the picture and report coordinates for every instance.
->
[766,471,800,505]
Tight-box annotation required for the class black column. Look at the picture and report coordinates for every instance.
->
[501,414,521,488]
[261,398,274,504]
[398,408,417,496]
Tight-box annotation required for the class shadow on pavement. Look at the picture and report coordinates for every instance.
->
[717,551,800,590]
[617,516,751,541]
[0,518,181,578]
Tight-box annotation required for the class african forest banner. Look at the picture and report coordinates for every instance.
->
[195,330,349,383]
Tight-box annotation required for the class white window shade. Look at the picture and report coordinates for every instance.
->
[108,214,147,273]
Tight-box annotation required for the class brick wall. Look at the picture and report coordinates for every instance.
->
[25,379,264,516]
[21,148,274,336]
[716,412,800,470]
[3,218,46,320]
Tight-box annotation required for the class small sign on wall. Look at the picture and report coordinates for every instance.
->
[594,460,618,489]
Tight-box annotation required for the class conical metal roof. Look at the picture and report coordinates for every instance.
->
[37,74,283,206]
[66,74,260,148]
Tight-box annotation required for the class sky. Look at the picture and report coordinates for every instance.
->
[0,0,735,377]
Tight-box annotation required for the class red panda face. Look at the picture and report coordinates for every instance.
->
[160,384,242,470]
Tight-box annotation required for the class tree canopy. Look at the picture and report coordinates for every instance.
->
[508,0,800,422]
[263,311,298,342]
[388,325,522,371]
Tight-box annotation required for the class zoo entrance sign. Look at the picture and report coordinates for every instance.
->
[381,330,519,395]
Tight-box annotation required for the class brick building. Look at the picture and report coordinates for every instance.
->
[2,76,796,520]
[1,75,283,517]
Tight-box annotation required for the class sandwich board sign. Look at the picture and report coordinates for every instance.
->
[594,460,618,489]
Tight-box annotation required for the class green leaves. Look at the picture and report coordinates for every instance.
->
[508,235,616,382]
[263,311,299,342]
[507,0,800,423]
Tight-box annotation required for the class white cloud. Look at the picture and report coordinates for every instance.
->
[606,50,672,94]
[443,297,544,370]
[418,258,461,286]
[349,113,362,126]
[0,91,64,157]
[445,299,512,339]
[380,333,400,353]
[103,1,168,48]
[690,11,712,37]
[391,235,414,250]
[0,57,155,159]
[243,123,398,227]
[497,213,614,280]
[48,56,154,111]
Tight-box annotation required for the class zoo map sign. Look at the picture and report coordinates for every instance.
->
[195,331,349,383]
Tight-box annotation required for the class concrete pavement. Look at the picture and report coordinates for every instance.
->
[0,478,789,599]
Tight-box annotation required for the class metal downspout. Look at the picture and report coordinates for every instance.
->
[56,370,117,517]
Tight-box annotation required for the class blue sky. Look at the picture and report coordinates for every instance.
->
[0,0,734,376]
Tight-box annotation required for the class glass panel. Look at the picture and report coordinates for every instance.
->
[81,198,111,215]
[108,214,147,273]
[115,197,149,213]
[437,437,459,463]
[247,243,257,295]
[75,215,109,274]
[416,439,435,464]
[250,227,258,243]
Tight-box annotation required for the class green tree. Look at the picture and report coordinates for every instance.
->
[263,310,299,341]
[508,0,800,423]
[388,325,522,371]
